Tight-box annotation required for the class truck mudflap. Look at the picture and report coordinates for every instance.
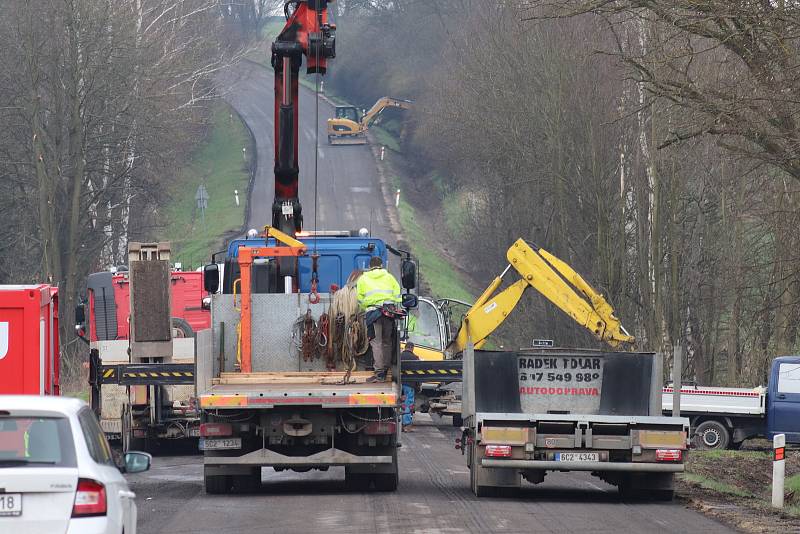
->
[204,447,394,466]
[480,459,684,472]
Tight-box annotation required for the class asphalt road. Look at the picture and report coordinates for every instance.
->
[129,415,733,534]
[220,59,394,240]
[128,60,736,533]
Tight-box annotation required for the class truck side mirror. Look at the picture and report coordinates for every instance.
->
[203,264,220,293]
[401,293,418,309]
[401,259,417,290]
[75,303,85,326]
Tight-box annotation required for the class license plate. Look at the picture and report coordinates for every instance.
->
[0,493,21,517]
[555,452,599,462]
[187,427,200,437]
[200,438,241,450]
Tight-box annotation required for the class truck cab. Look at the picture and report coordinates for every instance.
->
[217,235,388,294]
[766,356,800,442]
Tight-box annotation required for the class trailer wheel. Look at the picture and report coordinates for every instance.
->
[693,420,730,450]
[451,414,463,427]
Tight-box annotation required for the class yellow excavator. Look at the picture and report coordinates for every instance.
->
[406,238,634,361]
[326,97,412,145]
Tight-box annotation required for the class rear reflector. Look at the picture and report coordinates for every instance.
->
[72,478,107,517]
[200,423,233,437]
[655,449,682,462]
[484,445,512,458]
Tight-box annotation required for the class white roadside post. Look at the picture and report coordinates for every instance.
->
[772,433,786,508]
[242,147,247,161]
[234,189,240,207]
[395,189,401,207]
[380,146,385,161]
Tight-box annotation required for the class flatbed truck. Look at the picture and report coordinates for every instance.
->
[461,347,689,498]
[195,232,408,493]
[663,356,800,449]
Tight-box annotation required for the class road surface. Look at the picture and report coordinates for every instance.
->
[128,60,736,534]
[129,415,733,534]
[221,59,394,240]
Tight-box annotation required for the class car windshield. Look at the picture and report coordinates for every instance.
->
[0,416,77,468]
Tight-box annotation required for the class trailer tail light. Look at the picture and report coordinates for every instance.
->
[200,423,233,437]
[72,478,107,517]
[655,449,682,462]
[484,445,512,458]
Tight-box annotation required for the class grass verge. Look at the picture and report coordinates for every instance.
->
[392,177,473,302]
[162,104,251,268]
[679,472,754,498]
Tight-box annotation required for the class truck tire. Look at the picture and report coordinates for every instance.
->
[469,443,500,497]
[121,404,146,454]
[204,467,230,494]
[231,469,261,494]
[171,317,194,338]
[344,471,371,491]
[693,420,730,450]
[372,452,399,492]
[451,414,463,427]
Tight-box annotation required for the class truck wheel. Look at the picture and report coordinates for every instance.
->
[469,443,497,497]
[344,471,371,491]
[371,451,399,492]
[693,420,730,450]
[171,317,194,338]
[452,414,463,427]
[231,469,261,493]
[121,405,146,453]
[204,467,230,494]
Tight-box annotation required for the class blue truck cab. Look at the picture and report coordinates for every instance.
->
[766,356,800,443]
[218,235,389,294]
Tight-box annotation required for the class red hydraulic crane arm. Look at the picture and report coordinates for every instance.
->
[271,0,336,236]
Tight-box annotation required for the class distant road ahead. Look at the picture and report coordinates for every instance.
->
[219,60,394,240]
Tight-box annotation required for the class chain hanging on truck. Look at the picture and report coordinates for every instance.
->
[299,310,319,362]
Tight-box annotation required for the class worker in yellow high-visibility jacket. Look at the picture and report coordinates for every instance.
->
[357,256,401,383]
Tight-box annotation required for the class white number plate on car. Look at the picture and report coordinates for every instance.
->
[200,438,241,450]
[0,493,22,516]
[555,452,599,462]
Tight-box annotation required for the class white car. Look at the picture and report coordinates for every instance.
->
[0,395,151,534]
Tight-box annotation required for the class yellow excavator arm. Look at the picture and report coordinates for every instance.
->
[360,97,413,128]
[449,239,634,353]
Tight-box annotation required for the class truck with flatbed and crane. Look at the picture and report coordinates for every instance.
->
[193,0,412,494]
